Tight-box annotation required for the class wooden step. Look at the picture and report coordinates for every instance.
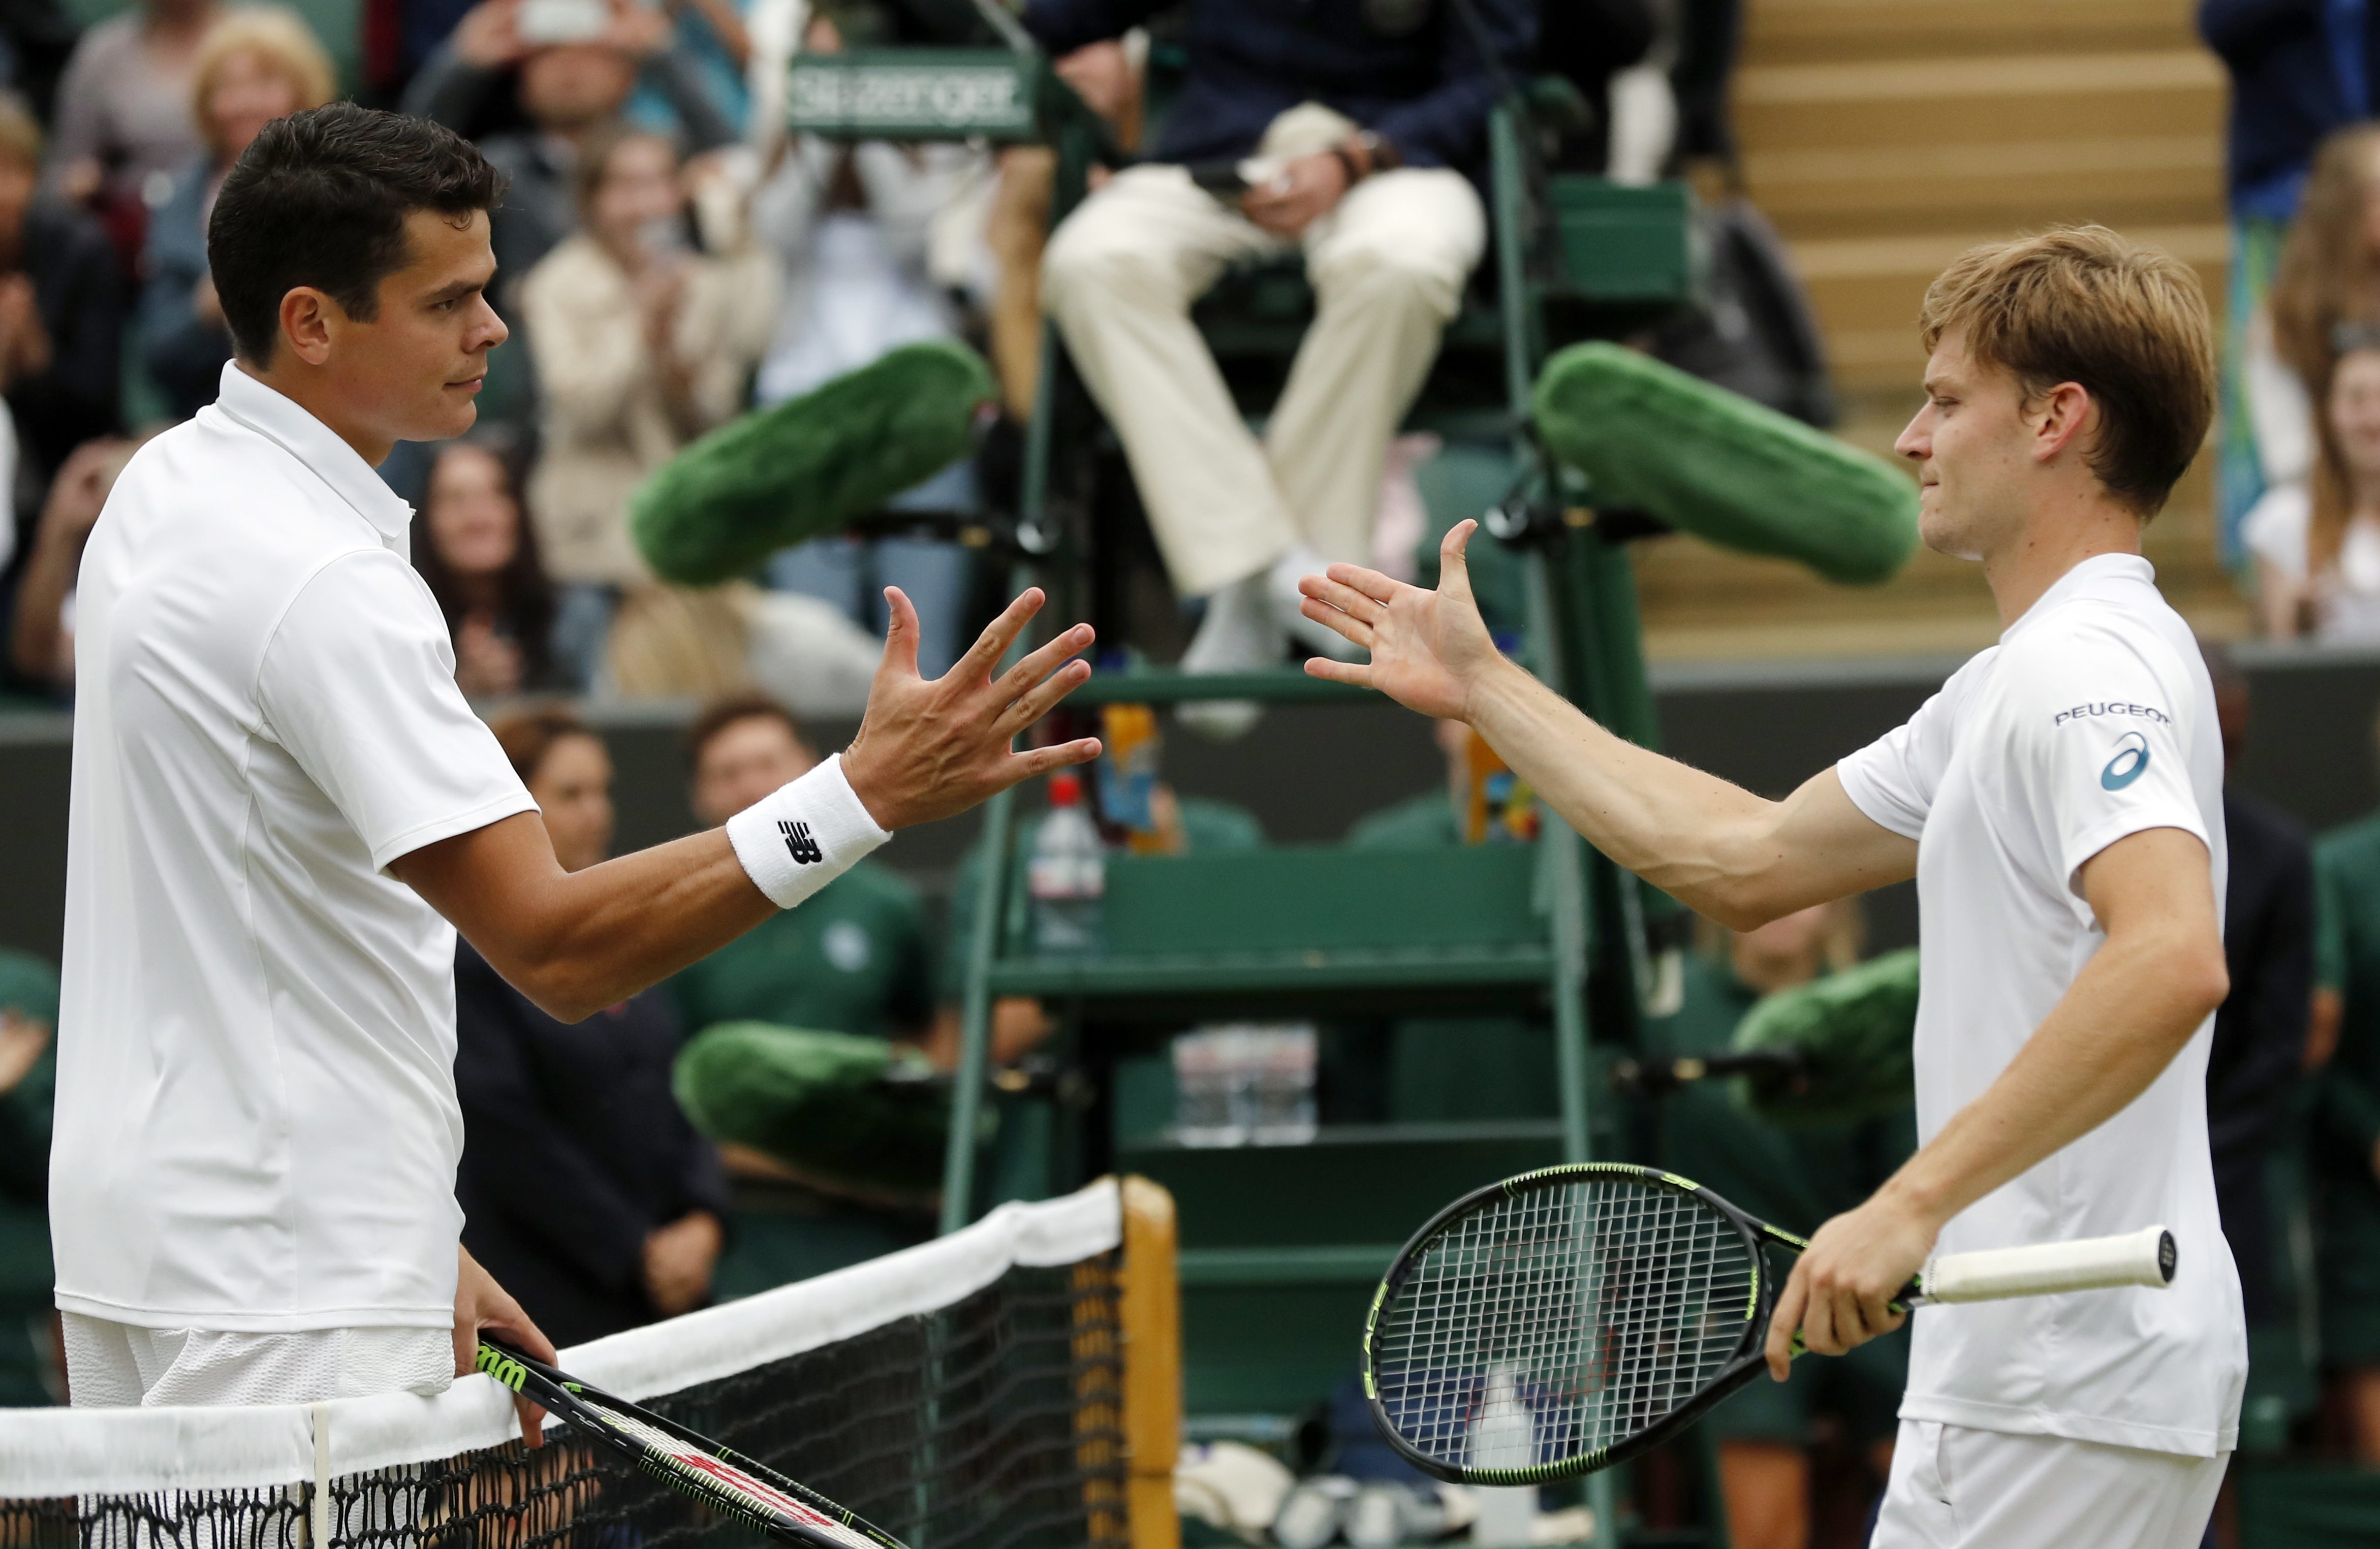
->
[1788,223,2229,390]
[1734,52,2224,156]
[1743,133,2221,239]
[1745,0,2197,64]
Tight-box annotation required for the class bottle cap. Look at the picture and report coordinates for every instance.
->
[1049,772,1082,806]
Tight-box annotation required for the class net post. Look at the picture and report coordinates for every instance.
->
[308,1402,332,1548]
[1116,1176,1181,1549]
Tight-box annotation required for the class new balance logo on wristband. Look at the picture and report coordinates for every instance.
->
[779,820,824,865]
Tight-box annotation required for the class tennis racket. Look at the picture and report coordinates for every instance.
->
[475,1340,909,1549]
[1361,1162,2176,1483]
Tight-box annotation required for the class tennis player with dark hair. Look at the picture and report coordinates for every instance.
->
[51,103,1098,1416]
[1299,226,2242,1547]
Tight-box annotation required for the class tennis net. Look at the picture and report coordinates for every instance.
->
[0,1180,1129,1549]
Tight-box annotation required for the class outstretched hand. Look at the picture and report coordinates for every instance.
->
[1296,520,1510,720]
[843,586,1101,831]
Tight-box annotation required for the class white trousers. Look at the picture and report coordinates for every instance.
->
[1873,1419,2227,1549]
[62,1311,453,1407]
[1041,107,1486,598]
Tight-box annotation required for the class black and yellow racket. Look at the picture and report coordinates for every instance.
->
[1361,1163,2176,1482]
[476,1340,907,1549]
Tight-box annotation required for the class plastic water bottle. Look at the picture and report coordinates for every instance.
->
[1028,772,1106,954]
[1245,1025,1318,1145]
[1469,1369,1537,1546]
[1171,1031,1244,1146]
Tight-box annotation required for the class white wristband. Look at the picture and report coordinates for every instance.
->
[724,753,891,909]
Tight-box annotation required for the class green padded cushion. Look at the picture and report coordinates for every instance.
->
[673,1022,949,1194]
[1533,341,1920,585]
[1731,947,1918,1127]
[631,339,997,586]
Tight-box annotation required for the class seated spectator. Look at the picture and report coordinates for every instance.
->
[1024,0,1531,726]
[403,0,735,316]
[40,0,214,267]
[666,693,937,1294]
[0,949,60,1405]
[1,100,121,493]
[413,438,572,697]
[7,436,134,693]
[455,707,729,1347]
[2246,328,2380,642]
[1330,718,1556,1123]
[0,0,79,128]
[751,14,988,679]
[2201,641,2313,1338]
[520,122,769,697]
[139,7,336,422]
[2207,0,2380,563]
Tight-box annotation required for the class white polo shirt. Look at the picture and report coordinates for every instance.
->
[1836,553,2244,1458]
[52,363,536,1334]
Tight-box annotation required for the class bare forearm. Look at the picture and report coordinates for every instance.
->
[1467,659,1836,924]
[9,538,73,683]
[394,815,777,1022]
[512,832,775,1018]
[1880,929,2225,1230]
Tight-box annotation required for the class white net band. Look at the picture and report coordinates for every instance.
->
[0,1178,1121,1498]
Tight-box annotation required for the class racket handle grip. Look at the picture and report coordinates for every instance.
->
[1918,1225,2176,1304]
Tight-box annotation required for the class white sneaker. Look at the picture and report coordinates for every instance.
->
[1176,572,1279,741]
[1268,546,1364,662]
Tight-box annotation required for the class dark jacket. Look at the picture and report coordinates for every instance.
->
[2199,0,2380,216]
[453,940,730,1348]
[1023,0,1535,171]
[2211,791,2315,1322]
[138,158,232,423]
[7,199,121,483]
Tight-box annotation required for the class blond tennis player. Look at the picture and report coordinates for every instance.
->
[53,103,1097,1422]
[1298,227,2243,1547]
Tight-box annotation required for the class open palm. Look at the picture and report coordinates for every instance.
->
[1295,520,1508,721]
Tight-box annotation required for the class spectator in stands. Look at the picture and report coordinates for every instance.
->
[1331,717,1557,1123]
[521,122,770,698]
[139,8,336,422]
[6,436,132,694]
[1024,0,1531,732]
[2246,326,2380,642]
[2200,4,2380,566]
[0,950,59,1405]
[412,438,570,697]
[403,0,735,315]
[454,708,730,1348]
[42,0,214,265]
[668,693,937,1294]
[2200,641,2313,1338]
[0,0,80,128]
[751,14,986,680]
[0,99,120,492]
[2310,704,2380,1464]
[1653,901,1909,1549]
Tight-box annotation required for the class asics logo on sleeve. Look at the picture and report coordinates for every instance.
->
[778,820,823,865]
[2101,732,2150,791]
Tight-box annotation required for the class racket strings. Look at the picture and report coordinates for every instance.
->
[1373,1179,1758,1470]
[589,1405,883,1549]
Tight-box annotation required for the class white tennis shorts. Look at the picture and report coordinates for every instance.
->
[1873,1418,2226,1549]
[62,1312,453,1407]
